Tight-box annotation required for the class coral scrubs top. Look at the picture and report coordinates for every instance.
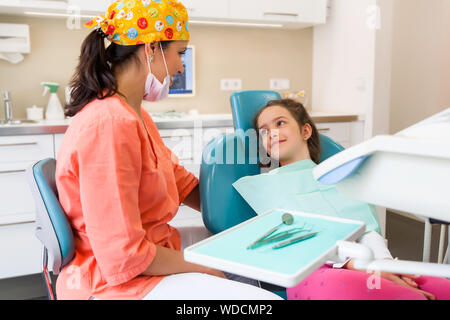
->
[55,95,199,300]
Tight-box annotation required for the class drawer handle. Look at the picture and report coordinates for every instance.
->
[161,135,189,139]
[264,12,299,17]
[0,169,26,174]
[0,142,38,147]
[318,128,331,132]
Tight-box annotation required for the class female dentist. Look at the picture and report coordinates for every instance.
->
[56,0,280,300]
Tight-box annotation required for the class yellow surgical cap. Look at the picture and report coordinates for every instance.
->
[85,0,190,46]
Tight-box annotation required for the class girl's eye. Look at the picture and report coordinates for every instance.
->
[179,50,186,56]
[277,120,286,126]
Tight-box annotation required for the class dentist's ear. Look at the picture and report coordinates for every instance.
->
[144,42,157,61]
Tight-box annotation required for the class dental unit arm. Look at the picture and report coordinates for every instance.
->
[314,108,450,278]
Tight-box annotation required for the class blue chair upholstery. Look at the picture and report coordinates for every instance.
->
[230,90,282,133]
[27,158,74,300]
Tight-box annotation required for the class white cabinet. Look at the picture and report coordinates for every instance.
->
[0,222,42,279]
[229,0,262,20]
[1,0,327,29]
[0,134,54,279]
[229,0,327,25]
[0,135,54,165]
[160,126,234,179]
[67,0,114,13]
[262,0,327,24]
[316,121,365,149]
[0,134,54,226]
[183,0,229,19]
[54,133,65,158]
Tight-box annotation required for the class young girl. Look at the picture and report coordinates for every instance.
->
[248,99,450,300]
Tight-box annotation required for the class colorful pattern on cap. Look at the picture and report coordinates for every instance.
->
[85,0,190,45]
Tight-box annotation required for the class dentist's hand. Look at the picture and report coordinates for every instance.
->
[344,259,435,300]
[204,268,227,279]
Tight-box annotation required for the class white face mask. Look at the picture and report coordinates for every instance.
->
[143,42,171,102]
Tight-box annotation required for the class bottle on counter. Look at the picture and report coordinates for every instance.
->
[42,82,65,120]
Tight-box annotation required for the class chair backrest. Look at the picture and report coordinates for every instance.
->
[200,133,261,234]
[231,90,282,132]
[27,158,74,274]
[200,91,345,234]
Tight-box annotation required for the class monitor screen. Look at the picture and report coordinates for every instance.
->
[169,46,195,97]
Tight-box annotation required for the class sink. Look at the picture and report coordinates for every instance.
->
[0,119,39,125]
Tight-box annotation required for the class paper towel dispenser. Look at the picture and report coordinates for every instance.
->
[0,23,30,64]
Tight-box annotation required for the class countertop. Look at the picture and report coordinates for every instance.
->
[0,112,363,136]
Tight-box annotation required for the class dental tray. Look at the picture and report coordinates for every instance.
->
[184,208,365,288]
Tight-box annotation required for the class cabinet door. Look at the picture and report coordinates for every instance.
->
[0,135,54,165]
[0,134,54,225]
[160,129,194,162]
[67,0,114,13]
[316,122,351,147]
[182,0,229,19]
[54,133,65,159]
[262,0,327,24]
[0,222,42,279]
[0,170,36,225]
[170,204,203,228]
[229,0,263,20]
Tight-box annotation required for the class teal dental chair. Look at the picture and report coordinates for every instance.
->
[199,90,345,298]
[27,158,75,300]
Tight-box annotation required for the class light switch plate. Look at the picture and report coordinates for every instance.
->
[221,79,242,91]
[270,79,290,90]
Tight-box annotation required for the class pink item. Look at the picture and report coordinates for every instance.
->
[287,265,450,300]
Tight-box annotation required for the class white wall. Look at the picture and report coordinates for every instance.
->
[312,0,394,236]
[389,0,450,133]
[312,0,376,129]
[312,0,393,140]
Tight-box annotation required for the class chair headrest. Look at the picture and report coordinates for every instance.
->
[230,90,281,133]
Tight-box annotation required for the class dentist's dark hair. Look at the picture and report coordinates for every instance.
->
[66,29,169,117]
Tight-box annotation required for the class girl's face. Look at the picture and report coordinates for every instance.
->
[257,106,312,166]
[145,40,189,86]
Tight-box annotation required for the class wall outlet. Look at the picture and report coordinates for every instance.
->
[221,79,242,91]
[270,78,290,90]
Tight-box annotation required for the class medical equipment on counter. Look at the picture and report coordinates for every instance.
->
[313,108,450,277]
[27,105,44,121]
[42,82,65,120]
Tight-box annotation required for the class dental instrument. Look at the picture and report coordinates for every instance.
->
[272,232,319,250]
[247,224,311,250]
[246,213,293,249]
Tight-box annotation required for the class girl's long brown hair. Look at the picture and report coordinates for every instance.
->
[253,99,321,166]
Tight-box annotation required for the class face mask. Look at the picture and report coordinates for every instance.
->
[143,42,171,102]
